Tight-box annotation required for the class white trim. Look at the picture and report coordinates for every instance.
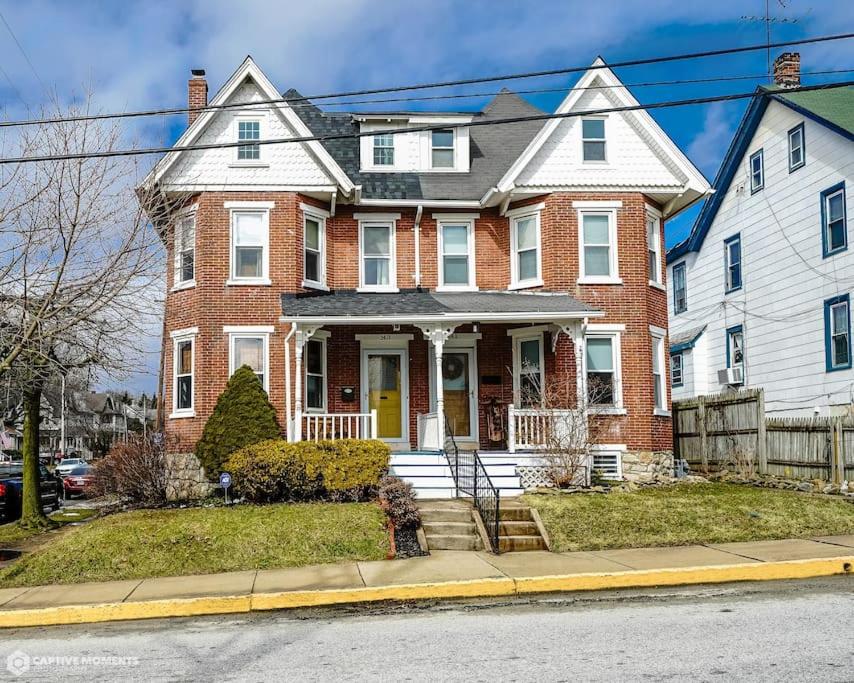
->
[229,206,270,284]
[581,115,608,164]
[577,207,620,284]
[507,324,552,338]
[510,208,542,289]
[146,56,353,193]
[170,326,199,339]
[353,212,402,220]
[584,330,623,410]
[358,198,480,208]
[226,278,272,287]
[282,310,602,325]
[428,344,479,443]
[436,217,477,291]
[360,347,410,445]
[650,326,668,414]
[302,281,330,292]
[572,200,623,209]
[304,335,328,413]
[233,112,265,164]
[300,202,331,218]
[173,210,197,290]
[644,203,663,218]
[170,280,196,293]
[223,325,275,334]
[447,332,482,345]
[303,210,327,288]
[162,184,337,193]
[494,57,709,198]
[358,217,398,292]
[224,201,275,209]
[647,209,663,287]
[511,331,545,408]
[227,330,271,392]
[505,202,545,218]
[431,212,480,220]
[649,324,667,337]
[587,323,625,332]
[355,333,413,346]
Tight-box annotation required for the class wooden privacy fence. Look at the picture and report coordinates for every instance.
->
[673,388,854,483]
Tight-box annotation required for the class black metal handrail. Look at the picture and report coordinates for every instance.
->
[444,423,501,552]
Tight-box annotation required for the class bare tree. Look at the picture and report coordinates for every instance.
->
[518,362,618,488]
[0,93,173,527]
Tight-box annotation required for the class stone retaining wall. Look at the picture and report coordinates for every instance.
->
[164,452,213,501]
[621,450,674,482]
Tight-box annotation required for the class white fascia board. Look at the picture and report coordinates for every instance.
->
[146,57,353,194]
[431,212,480,220]
[505,202,545,218]
[300,202,331,218]
[170,326,199,339]
[356,198,481,208]
[495,57,709,196]
[223,325,276,334]
[160,184,338,193]
[353,212,401,221]
[279,310,604,325]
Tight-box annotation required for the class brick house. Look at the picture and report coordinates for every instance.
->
[142,57,708,494]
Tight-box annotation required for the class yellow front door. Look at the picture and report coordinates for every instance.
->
[367,353,402,439]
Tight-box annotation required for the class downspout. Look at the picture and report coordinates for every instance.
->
[284,323,296,442]
[414,204,423,288]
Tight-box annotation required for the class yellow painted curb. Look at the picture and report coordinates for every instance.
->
[0,556,850,629]
[514,556,854,595]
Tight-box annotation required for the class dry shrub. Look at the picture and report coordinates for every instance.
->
[88,435,168,507]
[378,475,420,530]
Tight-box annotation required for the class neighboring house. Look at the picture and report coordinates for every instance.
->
[667,53,853,417]
[143,56,708,488]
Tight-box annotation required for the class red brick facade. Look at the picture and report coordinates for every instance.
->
[161,191,671,454]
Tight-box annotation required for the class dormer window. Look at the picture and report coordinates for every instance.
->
[373,134,394,166]
[237,119,260,161]
[431,129,454,168]
[582,118,606,162]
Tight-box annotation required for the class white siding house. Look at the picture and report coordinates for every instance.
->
[667,69,853,417]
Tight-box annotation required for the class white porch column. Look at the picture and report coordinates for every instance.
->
[293,324,320,442]
[415,323,459,447]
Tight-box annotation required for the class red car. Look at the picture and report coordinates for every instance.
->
[62,465,95,498]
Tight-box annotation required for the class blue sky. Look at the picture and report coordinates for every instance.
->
[0,0,851,393]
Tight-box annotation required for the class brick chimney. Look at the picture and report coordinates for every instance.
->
[773,52,800,89]
[188,69,208,126]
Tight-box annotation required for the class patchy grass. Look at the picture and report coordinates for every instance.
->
[525,483,854,552]
[0,502,389,588]
[0,508,99,548]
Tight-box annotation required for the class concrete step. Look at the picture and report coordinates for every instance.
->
[498,535,547,552]
[422,521,476,536]
[389,454,446,466]
[393,475,456,489]
[390,464,452,477]
[411,488,456,500]
[498,506,534,521]
[498,520,539,535]
[419,507,473,523]
[428,534,483,551]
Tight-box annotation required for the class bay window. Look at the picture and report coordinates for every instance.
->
[576,202,620,283]
[170,328,197,417]
[585,326,624,411]
[174,213,195,287]
[226,326,272,392]
[650,326,668,415]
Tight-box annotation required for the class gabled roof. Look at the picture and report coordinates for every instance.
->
[495,58,709,202]
[145,57,354,193]
[667,85,854,264]
[291,88,545,200]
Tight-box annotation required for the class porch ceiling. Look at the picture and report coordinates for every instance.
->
[280,289,602,324]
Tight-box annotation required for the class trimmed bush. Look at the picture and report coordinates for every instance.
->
[378,475,420,530]
[195,366,281,479]
[226,438,390,503]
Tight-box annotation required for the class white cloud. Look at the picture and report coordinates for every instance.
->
[686,101,736,178]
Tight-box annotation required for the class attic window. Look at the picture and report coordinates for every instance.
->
[431,129,454,168]
[237,120,260,160]
[373,134,394,166]
[582,118,606,162]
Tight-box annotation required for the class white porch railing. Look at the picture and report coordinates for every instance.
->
[301,410,377,442]
[416,412,440,451]
[507,406,585,453]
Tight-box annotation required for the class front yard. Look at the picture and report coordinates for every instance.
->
[0,502,389,588]
[526,483,854,552]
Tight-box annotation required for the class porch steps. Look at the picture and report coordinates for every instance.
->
[388,452,525,498]
[496,501,547,552]
[417,500,483,551]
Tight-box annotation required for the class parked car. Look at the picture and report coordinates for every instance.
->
[0,462,63,522]
[61,465,95,498]
[56,458,87,476]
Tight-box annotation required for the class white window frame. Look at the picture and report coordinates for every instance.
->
[727,327,745,371]
[575,201,622,285]
[646,206,663,288]
[232,113,266,166]
[226,202,273,286]
[650,325,669,416]
[172,208,196,291]
[430,128,455,169]
[304,330,329,412]
[749,149,764,193]
[671,352,684,387]
[169,327,198,419]
[507,203,543,290]
[788,123,804,172]
[373,133,395,167]
[581,116,607,163]
[301,203,329,290]
[672,261,688,314]
[225,325,273,393]
[509,327,546,408]
[435,213,478,291]
[585,324,625,414]
[356,213,399,292]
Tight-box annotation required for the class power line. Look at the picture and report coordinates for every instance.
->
[0,31,852,130]
[2,80,850,166]
[0,10,48,94]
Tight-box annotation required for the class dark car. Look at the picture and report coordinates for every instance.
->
[0,462,63,521]
[61,465,95,498]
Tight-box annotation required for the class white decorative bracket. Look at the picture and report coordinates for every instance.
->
[414,323,459,347]
[549,321,580,353]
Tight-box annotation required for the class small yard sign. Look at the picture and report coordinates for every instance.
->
[220,472,232,504]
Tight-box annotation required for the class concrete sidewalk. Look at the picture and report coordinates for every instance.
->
[0,536,852,628]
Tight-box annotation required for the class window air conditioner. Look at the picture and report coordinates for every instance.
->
[717,367,744,386]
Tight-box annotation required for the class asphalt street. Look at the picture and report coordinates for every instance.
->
[1,576,852,682]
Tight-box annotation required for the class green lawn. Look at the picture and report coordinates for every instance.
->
[0,503,389,588]
[0,508,99,548]
[525,483,854,553]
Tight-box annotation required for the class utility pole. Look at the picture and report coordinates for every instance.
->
[142,394,147,438]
